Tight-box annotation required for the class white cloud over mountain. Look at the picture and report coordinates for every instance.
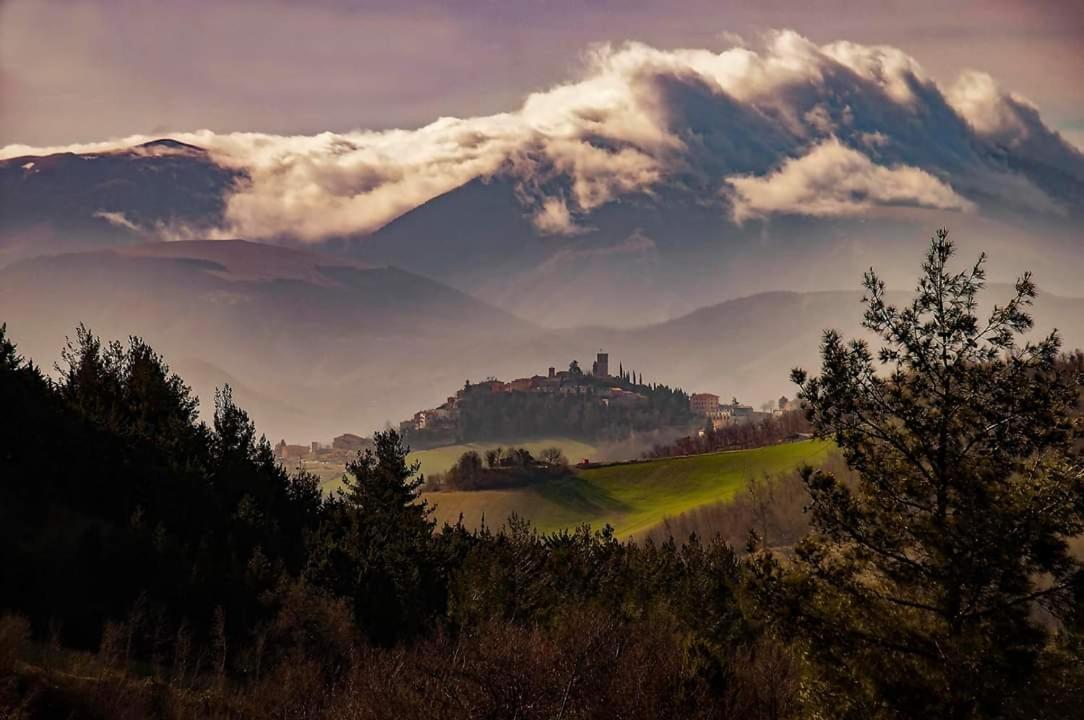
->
[728,138,975,220]
[3,30,1080,242]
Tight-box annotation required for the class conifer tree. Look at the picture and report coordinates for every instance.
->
[306,429,441,645]
[756,230,1084,719]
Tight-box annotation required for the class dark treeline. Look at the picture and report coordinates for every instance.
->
[2,230,1083,719]
[0,323,793,718]
[646,408,812,458]
[0,325,323,652]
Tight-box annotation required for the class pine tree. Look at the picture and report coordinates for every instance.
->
[756,229,1084,719]
[306,429,441,645]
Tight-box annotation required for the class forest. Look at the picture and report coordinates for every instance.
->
[1,231,1083,719]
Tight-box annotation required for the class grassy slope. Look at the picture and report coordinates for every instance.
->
[424,440,831,537]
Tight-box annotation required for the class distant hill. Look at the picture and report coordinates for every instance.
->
[556,286,1084,410]
[0,240,535,440]
[3,238,1080,441]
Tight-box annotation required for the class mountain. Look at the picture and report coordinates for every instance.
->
[8,139,1077,330]
[3,238,1080,442]
[0,139,242,266]
[3,35,1082,328]
[2,36,1082,439]
[0,240,536,440]
[352,178,1015,326]
[348,176,746,325]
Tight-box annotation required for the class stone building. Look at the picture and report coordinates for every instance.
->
[690,392,720,415]
[591,351,609,378]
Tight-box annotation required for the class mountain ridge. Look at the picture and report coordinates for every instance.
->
[3,238,1080,441]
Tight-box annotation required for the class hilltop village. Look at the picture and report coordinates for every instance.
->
[401,355,793,438]
[399,352,644,438]
[272,351,795,458]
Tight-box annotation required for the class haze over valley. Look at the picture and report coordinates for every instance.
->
[3,236,1082,441]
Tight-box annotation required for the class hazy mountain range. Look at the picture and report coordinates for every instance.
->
[2,239,1080,441]
[1,33,1081,438]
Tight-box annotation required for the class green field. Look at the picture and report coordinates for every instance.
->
[307,437,600,494]
[423,440,831,537]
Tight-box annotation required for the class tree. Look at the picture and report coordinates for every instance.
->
[539,447,568,467]
[451,450,484,486]
[511,447,534,467]
[305,430,442,645]
[758,229,1084,719]
[745,474,775,548]
[569,360,583,376]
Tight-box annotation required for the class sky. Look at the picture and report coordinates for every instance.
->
[3,0,1083,149]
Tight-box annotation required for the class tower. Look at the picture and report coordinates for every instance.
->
[592,351,609,378]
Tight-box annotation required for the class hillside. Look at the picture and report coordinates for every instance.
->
[4,238,1081,443]
[559,286,1084,411]
[0,140,241,266]
[0,240,535,439]
[422,439,831,537]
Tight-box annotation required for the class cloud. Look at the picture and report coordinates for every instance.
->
[821,40,929,105]
[947,70,1084,178]
[949,71,1041,147]
[727,138,976,221]
[531,198,584,236]
[93,210,140,231]
[2,30,1079,242]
